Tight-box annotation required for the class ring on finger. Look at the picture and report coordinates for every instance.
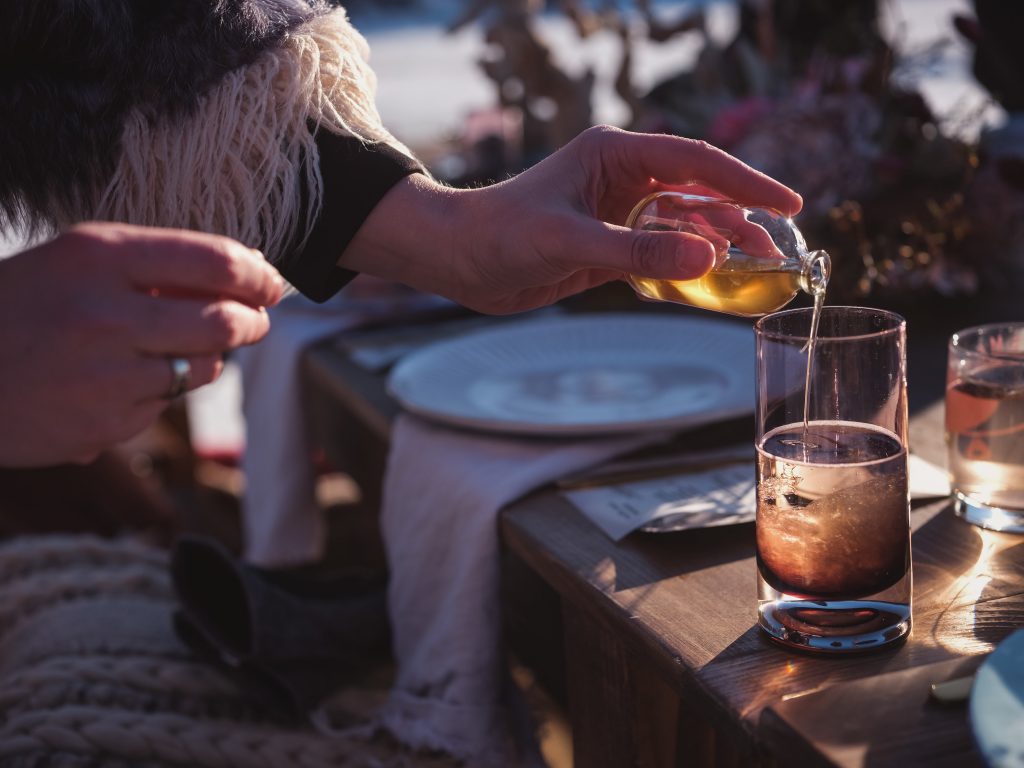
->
[165,357,192,400]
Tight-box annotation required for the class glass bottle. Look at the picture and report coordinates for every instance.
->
[626,192,831,317]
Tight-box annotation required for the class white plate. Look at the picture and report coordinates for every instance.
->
[970,628,1024,767]
[386,313,755,436]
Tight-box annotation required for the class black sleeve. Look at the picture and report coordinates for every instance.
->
[280,131,425,302]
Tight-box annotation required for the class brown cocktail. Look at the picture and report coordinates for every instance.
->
[755,308,911,652]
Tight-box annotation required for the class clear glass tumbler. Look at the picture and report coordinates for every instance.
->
[945,323,1024,533]
[754,307,912,652]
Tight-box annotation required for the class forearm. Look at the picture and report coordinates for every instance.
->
[279,133,426,301]
[321,125,804,317]
[336,174,465,298]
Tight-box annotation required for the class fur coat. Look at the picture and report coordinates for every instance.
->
[0,0,410,265]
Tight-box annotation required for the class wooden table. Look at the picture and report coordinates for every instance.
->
[301,305,1024,768]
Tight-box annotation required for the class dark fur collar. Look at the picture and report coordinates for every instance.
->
[0,0,329,229]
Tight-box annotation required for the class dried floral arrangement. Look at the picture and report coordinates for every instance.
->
[629,0,1023,305]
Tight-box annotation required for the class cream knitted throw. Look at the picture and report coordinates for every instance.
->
[0,535,456,768]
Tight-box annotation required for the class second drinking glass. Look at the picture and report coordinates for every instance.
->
[754,307,912,652]
[946,322,1024,532]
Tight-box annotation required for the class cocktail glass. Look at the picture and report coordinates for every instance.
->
[755,306,912,653]
[946,323,1024,533]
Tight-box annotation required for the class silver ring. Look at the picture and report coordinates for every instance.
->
[166,357,192,400]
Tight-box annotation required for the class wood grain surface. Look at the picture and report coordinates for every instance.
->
[500,467,1024,765]
[301,307,1021,768]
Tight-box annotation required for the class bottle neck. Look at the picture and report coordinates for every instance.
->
[798,250,831,297]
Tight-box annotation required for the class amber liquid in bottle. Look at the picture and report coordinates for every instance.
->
[625,192,830,318]
[630,259,811,317]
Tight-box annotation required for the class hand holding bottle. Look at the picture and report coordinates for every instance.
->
[338,125,803,315]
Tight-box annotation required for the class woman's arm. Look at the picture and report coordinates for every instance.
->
[336,125,803,314]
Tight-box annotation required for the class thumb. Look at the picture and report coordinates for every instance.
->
[565,221,716,280]
[632,230,717,279]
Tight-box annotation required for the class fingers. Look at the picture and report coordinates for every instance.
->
[129,294,272,355]
[107,224,285,308]
[561,220,717,279]
[727,220,780,258]
[699,209,780,258]
[138,354,225,402]
[634,192,780,259]
[637,217,731,263]
[611,129,804,217]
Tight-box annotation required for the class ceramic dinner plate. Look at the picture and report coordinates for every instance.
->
[386,313,755,436]
[971,628,1024,767]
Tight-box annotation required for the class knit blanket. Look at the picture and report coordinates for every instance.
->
[0,535,456,768]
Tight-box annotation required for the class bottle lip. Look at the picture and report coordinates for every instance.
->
[800,249,831,296]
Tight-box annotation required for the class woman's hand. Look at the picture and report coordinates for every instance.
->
[342,125,802,314]
[0,222,284,467]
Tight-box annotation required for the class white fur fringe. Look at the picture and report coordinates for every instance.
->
[66,9,414,267]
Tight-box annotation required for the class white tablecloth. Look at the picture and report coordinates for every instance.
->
[377,414,666,765]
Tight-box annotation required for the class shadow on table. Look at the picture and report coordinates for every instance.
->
[912,503,1024,619]
[747,500,1024,766]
